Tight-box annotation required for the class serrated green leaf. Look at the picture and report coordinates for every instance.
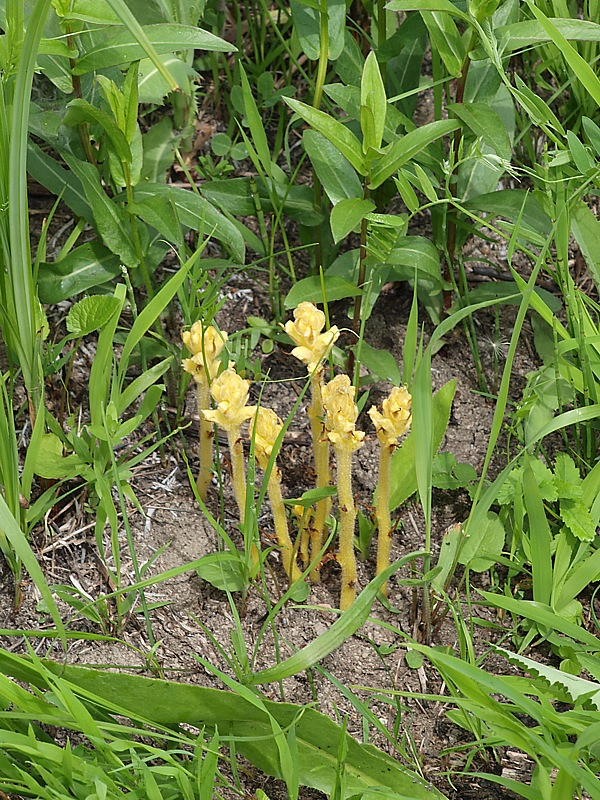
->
[67,295,122,336]
[458,510,505,572]
[560,498,595,542]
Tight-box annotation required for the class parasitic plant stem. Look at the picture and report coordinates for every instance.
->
[369,386,412,596]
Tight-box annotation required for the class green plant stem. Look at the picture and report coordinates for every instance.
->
[310,0,329,274]
[336,447,358,610]
[349,183,370,379]
[377,0,387,84]
[309,370,331,582]
[375,444,393,596]
[196,379,213,501]
[444,31,476,309]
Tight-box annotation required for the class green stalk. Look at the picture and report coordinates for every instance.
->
[7,0,53,421]
[311,0,329,273]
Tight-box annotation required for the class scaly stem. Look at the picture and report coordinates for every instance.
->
[375,444,393,596]
[308,371,331,581]
[336,447,357,610]
[268,471,302,583]
[227,426,246,523]
[196,379,213,501]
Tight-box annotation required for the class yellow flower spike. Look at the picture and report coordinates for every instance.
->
[182,323,228,500]
[284,301,340,375]
[283,302,340,582]
[250,407,302,584]
[203,368,254,522]
[322,374,364,610]
[368,386,412,596]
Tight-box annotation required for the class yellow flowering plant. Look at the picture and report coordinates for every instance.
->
[368,386,412,595]
[322,373,364,610]
[284,302,339,581]
[250,406,302,584]
[182,322,228,500]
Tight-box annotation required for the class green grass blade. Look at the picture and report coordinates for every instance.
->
[248,553,425,684]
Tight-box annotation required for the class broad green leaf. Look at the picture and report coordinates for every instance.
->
[38,242,121,303]
[250,555,425,684]
[63,99,132,164]
[35,433,82,480]
[240,63,273,181]
[285,97,366,175]
[127,196,182,244]
[355,340,401,384]
[62,155,138,268]
[369,119,459,189]
[285,486,338,508]
[432,523,464,593]
[463,189,552,237]
[388,380,456,510]
[74,24,233,74]
[582,116,600,157]
[303,130,362,205]
[133,184,245,263]
[457,511,505,572]
[141,117,177,182]
[448,102,511,160]
[571,202,600,292]
[284,275,362,309]
[196,552,248,592]
[523,460,553,606]
[470,18,600,59]
[201,177,321,226]
[27,141,92,222]
[383,236,442,291]
[0,651,444,800]
[496,647,600,710]
[67,295,122,336]
[289,0,346,61]
[330,198,375,243]
[525,3,600,107]
[421,10,464,77]
[478,591,600,649]
[138,55,195,104]
[360,52,386,152]
[386,0,469,20]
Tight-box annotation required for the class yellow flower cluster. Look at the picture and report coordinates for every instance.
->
[203,368,254,431]
[368,386,412,448]
[182,323,227,382]
[322,374,365,452]
[251,406,283,471]
[284,302,340,373]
